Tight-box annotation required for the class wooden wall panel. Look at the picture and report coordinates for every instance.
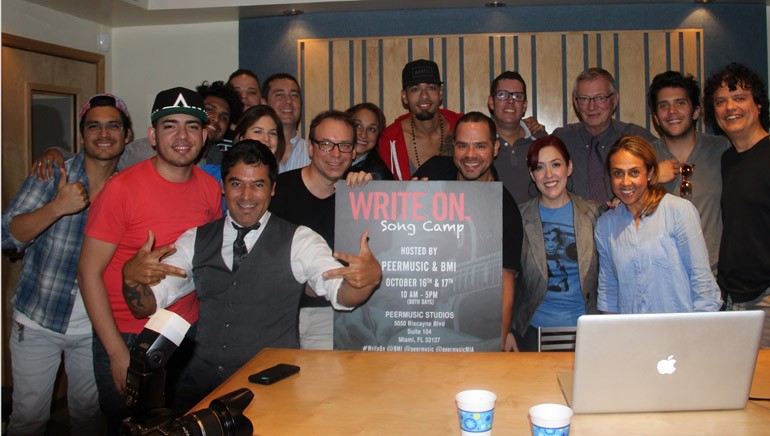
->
[331,40,350,111]
[444,37,461,112]
[617,32,647,123]
[670,33,681,73]
[302,40,330,129]
[299,29,704,135]
[516,35,534,120]
[351,40,363,106]
[565,34,586,126]
[462,35,490,116]
[364,39,380,106]
[381,39,408,121]
[535,33,563,135]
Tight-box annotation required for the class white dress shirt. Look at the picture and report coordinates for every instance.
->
[151,211,349,310]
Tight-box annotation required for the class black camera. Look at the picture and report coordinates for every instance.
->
[121,309,254,435]
[121,388,254,436]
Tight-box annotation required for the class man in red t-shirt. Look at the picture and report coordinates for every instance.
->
[378,59,462,180]
[78,87,222,431]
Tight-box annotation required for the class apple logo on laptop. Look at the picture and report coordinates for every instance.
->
[656,355,677,375]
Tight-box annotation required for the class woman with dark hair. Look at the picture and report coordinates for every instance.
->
[511,135,601,351]
[345,103,394,180]
[233,105,288,172]
[595,135,721,314]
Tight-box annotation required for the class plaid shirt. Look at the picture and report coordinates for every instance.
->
[1,153,95,333]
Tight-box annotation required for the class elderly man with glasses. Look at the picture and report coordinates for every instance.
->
[553,67,654,205]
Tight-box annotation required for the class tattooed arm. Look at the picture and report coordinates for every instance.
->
[122,282,158,318]
[122,227,198,319]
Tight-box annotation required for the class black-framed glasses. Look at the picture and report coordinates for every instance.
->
[680,163,694,199]
[311,138,355,153]
[575,93,615,106]
[494,90,526,102]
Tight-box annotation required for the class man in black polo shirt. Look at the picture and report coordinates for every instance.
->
[414,111,523,350]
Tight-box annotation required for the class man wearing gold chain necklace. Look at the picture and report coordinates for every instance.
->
[378,59,463,180]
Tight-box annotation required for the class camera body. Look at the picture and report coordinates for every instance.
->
[120,309,254,436]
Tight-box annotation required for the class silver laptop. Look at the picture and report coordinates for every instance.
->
[558,311,765,413]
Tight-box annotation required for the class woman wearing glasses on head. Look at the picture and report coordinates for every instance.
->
[511,135,602,351]
[594,135,721,314]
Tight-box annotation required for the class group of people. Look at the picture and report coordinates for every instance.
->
[2,56,769,434]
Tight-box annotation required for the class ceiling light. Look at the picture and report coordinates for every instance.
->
[283,9,304,15]
[485,2,506,6]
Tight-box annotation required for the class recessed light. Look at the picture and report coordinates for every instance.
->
[283,9,303,15]
[694,0,712,3]
[485,1,506,7]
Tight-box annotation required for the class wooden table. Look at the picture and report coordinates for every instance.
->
[194,349,770,435]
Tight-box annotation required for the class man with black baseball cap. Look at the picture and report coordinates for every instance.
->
[78,87,222,431]
[2,93,131,434]
[378,59,463,180]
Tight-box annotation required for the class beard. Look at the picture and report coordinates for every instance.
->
[414,110,436,121]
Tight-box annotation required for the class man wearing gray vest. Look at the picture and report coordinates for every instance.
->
[121,140,382,410]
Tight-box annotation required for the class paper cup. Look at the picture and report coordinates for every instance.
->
[455,390,496,435]
[529,403,572,436]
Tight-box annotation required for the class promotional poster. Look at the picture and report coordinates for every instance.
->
[334,181,503,352]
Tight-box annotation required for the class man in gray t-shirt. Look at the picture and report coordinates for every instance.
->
[648,71,729,274]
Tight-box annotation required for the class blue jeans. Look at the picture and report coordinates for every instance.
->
[9,321,103,435]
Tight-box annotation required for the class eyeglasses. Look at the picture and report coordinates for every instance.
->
[311,138,355,153]
[575,93,615,106]
[84,121,123,134]
[680,163,694,199]
[494,90,526,102]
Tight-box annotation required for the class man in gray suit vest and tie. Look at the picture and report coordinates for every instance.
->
[121,140,382,410]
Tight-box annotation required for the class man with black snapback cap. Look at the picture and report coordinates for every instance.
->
[2,94,131,434]
[78,87,222,431]
[379,59,463,180]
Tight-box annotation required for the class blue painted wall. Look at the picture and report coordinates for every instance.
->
[240,3,767,92]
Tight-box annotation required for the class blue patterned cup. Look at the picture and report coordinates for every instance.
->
[456,390,496,435]
[529,403,572,436]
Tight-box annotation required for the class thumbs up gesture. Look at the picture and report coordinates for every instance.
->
[52,165,89,216]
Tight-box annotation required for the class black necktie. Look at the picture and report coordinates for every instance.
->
[232,222,260,272]
[588,137,609,203]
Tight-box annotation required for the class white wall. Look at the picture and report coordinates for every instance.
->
[1,0,113,87]
[112,22,238,134]
[2,0,238,134]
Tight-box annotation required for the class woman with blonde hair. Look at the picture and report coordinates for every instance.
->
[594,135,721,314]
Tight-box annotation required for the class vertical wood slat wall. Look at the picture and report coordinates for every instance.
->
[298,29,704,136]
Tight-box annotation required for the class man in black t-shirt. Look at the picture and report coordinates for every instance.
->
[704,63,770,348]
[413,111,523,351]
[270,110,362,350]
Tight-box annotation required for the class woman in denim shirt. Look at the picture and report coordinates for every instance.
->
[594,135,721,313]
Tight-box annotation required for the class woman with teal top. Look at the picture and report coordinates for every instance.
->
[511,136,601,351]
